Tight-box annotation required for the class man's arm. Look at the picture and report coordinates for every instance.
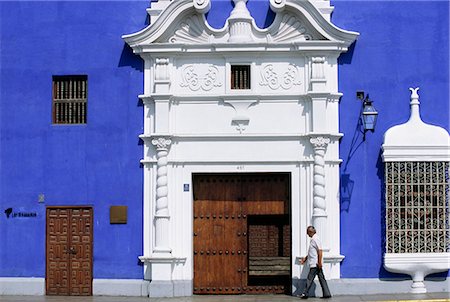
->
[300,256,308,264]
[317,249,323,268]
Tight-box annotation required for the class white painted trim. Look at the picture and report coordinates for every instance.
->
[1,277,448,297]
[0,277,45,295]
[384,253,450,294]
[304,278,450,296]
[93,279,150,297]
[0,278,150,297]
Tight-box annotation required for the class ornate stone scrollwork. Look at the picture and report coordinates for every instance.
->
[151,137,172,150]
[168,15,211,44]
[193,0,211,14]
[259,64,301,90]
[270,0,286,13]
[310,136,330,149]
[269,14,313,42]
[180,65,222,91]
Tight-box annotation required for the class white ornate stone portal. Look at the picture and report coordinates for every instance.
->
[124,0,358,297]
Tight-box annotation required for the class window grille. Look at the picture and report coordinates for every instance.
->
[52,75,87,124]
[385,161,449,253]
[231,65,250,89]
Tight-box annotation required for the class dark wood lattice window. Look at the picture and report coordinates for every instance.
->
[52,75,87,124]
[231,65,250,89]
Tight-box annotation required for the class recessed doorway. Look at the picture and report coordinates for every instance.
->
[193,173,291,294]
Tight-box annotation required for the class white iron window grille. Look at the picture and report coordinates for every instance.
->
[52,75,87,124]
[385,161,449,253]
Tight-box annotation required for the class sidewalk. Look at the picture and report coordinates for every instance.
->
[0,293,449,302]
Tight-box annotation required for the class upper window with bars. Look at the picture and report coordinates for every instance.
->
[385,161,449,254]
[52,75,87,124]
[231,65,251,90]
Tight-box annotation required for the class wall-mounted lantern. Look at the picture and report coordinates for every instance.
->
[357,91,378,133]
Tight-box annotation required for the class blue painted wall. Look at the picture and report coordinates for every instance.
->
[0,1,148,278]
[334,1,449,278]
[1,0,448,280]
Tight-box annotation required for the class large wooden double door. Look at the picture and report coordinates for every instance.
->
[193,173,291,295]
[46,207,93,296]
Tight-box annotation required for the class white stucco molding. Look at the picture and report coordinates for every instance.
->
[382,88,450,162]
[384,253,450,294]
[122,0,358,52]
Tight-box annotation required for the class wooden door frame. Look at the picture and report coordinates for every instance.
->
[45,206,94,296]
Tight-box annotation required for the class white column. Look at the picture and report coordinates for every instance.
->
[310,136,330,252]
[151,136,172,254]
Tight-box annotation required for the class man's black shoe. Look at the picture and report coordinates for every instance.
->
[321,296,332,299]
[300,293,308,299]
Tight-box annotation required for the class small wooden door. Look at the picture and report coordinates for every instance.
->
[46,207,93,296]
[193,173,290,295]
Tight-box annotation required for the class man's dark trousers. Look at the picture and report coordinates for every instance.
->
[302,267,331,297]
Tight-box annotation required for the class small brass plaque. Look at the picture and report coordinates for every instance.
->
[110,206,128,224]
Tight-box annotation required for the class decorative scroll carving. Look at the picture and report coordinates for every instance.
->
[168,15,211,44]
[151,137,172,150]
[259,64,301,90]
[151,136,172,253]
[269,13,313,42]
[270,0,286,13]
[193,0,211,14]
[310,136,330,150]
[180,65,222,91]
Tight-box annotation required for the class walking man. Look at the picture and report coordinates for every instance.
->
[299,225,331,299]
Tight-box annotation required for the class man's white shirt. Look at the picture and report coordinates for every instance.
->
[307,234,322,268]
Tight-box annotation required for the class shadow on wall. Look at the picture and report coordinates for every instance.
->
[118,44,144,72]
[340,104,364,213]
[338,42,356,66]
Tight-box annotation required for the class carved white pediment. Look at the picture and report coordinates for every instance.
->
[123,0,358,51]
[157,14,216,44]
[268,12,323,42]
[158,10,323,44]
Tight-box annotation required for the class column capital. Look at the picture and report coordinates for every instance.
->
[151,136,172,150]
[310,136,330,149]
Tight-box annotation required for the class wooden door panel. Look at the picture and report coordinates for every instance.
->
[46,209,71,295]
[193,175,244,294]
[46,207,92,296]
[69,208,93,296]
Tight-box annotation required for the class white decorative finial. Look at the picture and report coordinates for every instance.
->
[409,87,420,105]
[408,87,422,122]
[228,0,254,42]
